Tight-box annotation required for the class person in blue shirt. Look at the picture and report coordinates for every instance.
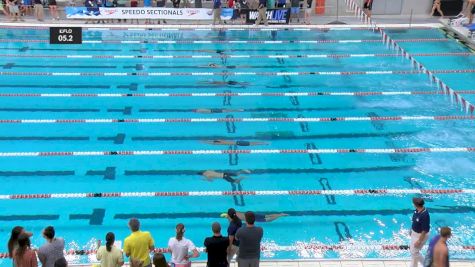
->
[255,0,268,26]
[410,197,430,267]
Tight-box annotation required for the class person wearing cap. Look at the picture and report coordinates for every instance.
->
[124,218,155,267]
[410,197,430,267]
[225,208,242,264]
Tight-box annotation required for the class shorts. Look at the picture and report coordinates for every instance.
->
[223,173,237,183]
[472,5,475,14]
[9,4,20,13]
[255,213,266,222]
[363,0,372,10]
[235,140,250,146]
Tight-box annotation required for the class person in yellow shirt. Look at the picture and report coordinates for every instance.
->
[124,218,155,267]
[97,232,124,267]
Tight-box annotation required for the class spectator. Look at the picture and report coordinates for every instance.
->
[155,0,166,24]
[212,0,221,25]
[171,0,179,8]
[13,233,37,267]
[123,218,155,267]
[235,212,263,267]
[96,0,106,23]
[0,0,9,18]
[8,226,32,260]
[38,226,65,267]
[48,0,59,20]
[432,227,451,267]
[236,0,248,24]
[130,0,139,24]
[97,232,124,267]
[469,0,475,24]
[430,0,444,17]
[143,0,152,24]
[7,0,23,21]
[33,0,43,21]
[304,0,312,24]
[168,223,199,267]
[410,197,430,267]
[363,0,372,17]
[204,222,229,267]
[225,208,242,264]
[152,253,168,267]
[255,0,267,26]
[275,0,284,8]
[53,258,68,267]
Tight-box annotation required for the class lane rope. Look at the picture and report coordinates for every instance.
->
[0,52,472,59]
[1,91,475,98]
[0,115,473,124]
[0,147,473,158]
[1,188,475,200]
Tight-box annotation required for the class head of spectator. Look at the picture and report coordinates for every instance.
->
[212,222,222,236]
[106,232,115,252]
[227,208,241,224]
[245,211,256,226]
[43,226,56,241]
[152,252,168,267]
[439,227,452,241]
[14,233,31,263]
[128,218,140,232]
[8,226,25,258]
[176,223,185,241]
[412,197,425,210]
[54,257,68,267]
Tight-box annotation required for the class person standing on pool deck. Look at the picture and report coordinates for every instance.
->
[225,208,242,264]
[430,0,444,17]
[204,222,229,267]
[432,227,451,267]
[363,0,372,17]
[409,197,430,267]
[124,218,155,267]
[235,212,263,267]
[213,0,222,25]
[255,0,268,26]
[168,223,200,267]
[38,226,65,267]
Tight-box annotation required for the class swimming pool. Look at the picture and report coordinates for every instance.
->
[0,26,474,265]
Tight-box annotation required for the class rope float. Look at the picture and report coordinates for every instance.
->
[0,244,474,259]
[0,115,472,124]
[0,147,473,158]
[0,52,472,59]
[1,188,474,200]
[1,91,475,98]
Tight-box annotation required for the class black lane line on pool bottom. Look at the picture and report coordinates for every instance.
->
[98,134,126,144]
[0,136,89,141]
[2,64,117,69]
[403,176,433,202]
[334,222,352,241]
[0,215,59,221]
[228,145,239,166]
[124,165,414,176]
[107,107,133,115]
[139,107,355,113]
[117,83,139,91]
[69,208,106,225]
[113,205,475,219]
[86,167,116,180]
[319,178,336,205]
[306,143,322,165]
[223,90,232,106]
[298,114,309,132]
[0,171,75,176]
[386,140,408,162]
[132,131,417,142]
[226,115,236,133]
[0,108,100,112]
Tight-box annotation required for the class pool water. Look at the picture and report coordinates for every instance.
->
[0,26,474,265]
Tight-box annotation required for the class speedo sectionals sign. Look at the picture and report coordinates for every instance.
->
[246,8,290,24]
[65,7,233,20]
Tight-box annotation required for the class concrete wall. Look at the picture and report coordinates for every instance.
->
[322,0,434,16]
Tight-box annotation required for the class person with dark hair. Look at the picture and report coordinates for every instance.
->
[168,223,199,267]
[124,218,155,267]
[432,227,451,267]
[255,0,268,26]
[363,0,372,17]
[204,222,229,267]
[200,170,250,184]
[225,208,242,263]
[152,253,168,267]
[202,140,268,147]
[221,210,288,223]
[424,227,451,267]
[410,198,430,267]
[8,226,33,260]
[97,232,124,267]
[53,257,68,267]
[235,212,263,267]
[38,226,65,267]
[13,233,37,267]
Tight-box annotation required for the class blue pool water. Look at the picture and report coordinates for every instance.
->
[0,26,474,264]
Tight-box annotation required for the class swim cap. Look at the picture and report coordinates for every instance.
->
[220,213,228,218]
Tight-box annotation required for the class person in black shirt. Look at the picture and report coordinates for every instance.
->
[410,197,430,267]
[204,222,229,267]
[226,208,242,264]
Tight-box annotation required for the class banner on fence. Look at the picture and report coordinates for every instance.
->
[65,7,234,20]
[245,8,291,24]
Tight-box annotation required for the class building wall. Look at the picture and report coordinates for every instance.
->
[321,0,434,16]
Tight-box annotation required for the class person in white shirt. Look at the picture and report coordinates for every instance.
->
[168,223,199,267]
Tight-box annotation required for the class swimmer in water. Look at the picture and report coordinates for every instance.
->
[193,108,244,114]
[198,80,250,88]
[199,170,250,184]
[202,140,268,146]
[221,209,288,223]
[205,63,238,69]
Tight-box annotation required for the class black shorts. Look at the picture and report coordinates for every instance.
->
[236,140,250,146]
[223,172,237,183]
[472,5,475,14]
[363,1,372,10]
